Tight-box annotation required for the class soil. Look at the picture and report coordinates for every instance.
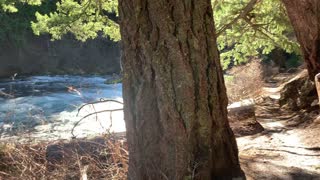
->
[238,72,320,180]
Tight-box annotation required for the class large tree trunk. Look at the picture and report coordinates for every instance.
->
[118,0,244,179]
[282,0,320,79]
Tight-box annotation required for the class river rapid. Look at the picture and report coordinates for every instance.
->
[0,75,125,142]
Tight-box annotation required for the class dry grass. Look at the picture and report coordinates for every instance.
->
[225,59,265,103]
[0,134,128,179]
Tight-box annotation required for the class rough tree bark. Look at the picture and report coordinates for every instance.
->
[118,0,245,179]
[282,0,320,79]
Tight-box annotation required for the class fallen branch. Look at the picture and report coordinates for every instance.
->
[0,90,14,98]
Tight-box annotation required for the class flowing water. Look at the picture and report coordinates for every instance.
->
[0,75,125,142]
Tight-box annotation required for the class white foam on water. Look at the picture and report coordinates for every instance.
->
[0,75,125,141]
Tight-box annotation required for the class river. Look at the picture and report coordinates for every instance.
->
[0,75,125,142]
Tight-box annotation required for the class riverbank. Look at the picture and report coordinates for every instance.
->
[1,93,319,179]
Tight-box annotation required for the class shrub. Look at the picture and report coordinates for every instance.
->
[225,59,265,103]
[0,135,128,179]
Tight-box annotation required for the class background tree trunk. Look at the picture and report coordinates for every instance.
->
[118,0,244,179]
[282,0,320,79]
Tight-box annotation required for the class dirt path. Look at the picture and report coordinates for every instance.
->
[238,86,320,179]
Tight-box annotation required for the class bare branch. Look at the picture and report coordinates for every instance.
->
[77,99,123,116]
[72,107,123,138]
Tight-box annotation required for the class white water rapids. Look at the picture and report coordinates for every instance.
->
[0,75,125,142]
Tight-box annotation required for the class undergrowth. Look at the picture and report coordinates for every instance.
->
[0,134,128,179]
[225,59,265,103]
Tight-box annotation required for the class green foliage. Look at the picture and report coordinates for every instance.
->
[1,0,299,68]
[31,0,120,41]
[224,75,234,82]
[0,0,120,42]
[105,77,122,84]
[285,54,302,68]
[0,0,41,13]
[213,0,300,70]
[0,1,55,46]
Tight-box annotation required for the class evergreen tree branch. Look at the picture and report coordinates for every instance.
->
[216,0,260,37]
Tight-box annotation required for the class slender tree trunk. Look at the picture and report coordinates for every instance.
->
[282,0,320,78]
[118,0,244,179]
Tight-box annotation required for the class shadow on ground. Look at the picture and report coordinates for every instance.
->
[241,155,320,180]
[238,87,320,179]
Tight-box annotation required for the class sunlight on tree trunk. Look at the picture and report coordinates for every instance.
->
[282,0,320,79]
[118,0,245,179]
[315,73,320,106]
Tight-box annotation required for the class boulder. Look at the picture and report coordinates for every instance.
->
[46,137,106,166]
[279,70,317,110]
[228,99,264,137]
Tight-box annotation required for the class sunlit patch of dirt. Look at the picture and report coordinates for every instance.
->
[238,73,320,180]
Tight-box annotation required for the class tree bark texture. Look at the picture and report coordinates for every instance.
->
[118,0,244,179]
[282,0,320,78]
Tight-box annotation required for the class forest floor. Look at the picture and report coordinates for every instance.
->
[238,73,320,180]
